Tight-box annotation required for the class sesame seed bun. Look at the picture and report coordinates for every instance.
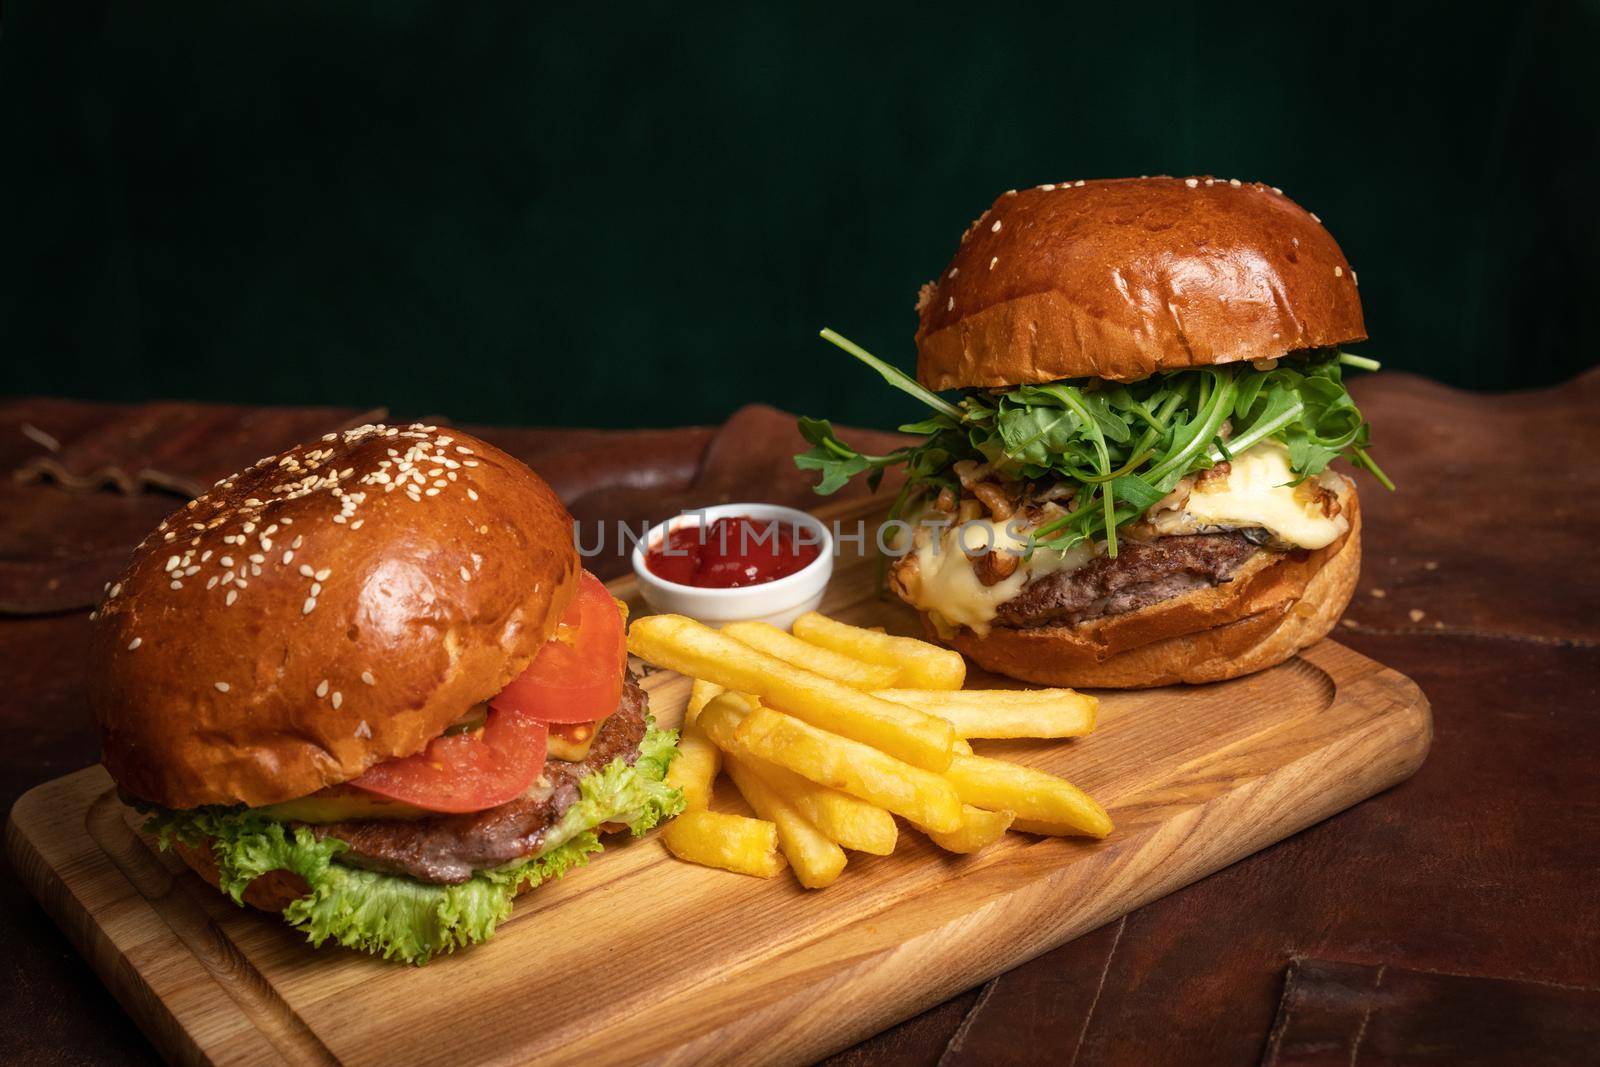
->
[908,485,1361,689]
[90,424,580,809]
[915,177,1366,388]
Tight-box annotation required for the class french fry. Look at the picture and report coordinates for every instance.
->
[628,614,955,770]
[736,705,964,833]
[685,678,726,724]
[724,754,846,888]
[924,805,1015,854]
[943,754,1113,838]
[698,694,898,855]
[722,621,898,690]
[665,716,721,811]
[792,611,966,690]
[875,688,1097,739]
[661,810,786,877]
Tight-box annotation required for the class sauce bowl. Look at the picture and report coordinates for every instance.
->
[630,503,833,629]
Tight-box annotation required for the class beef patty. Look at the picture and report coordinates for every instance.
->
[994,532,1266,630]
[310,676,650,884]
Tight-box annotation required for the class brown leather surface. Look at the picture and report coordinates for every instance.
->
[1260,958,1598,1066]
[1,373,1597,1065]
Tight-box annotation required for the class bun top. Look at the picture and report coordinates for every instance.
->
[90,424,580,809]
[914,177,1366,389]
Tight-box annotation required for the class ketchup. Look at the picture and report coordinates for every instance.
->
[646,515,821,588]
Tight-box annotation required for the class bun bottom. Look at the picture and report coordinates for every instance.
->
[925,497,1361,689]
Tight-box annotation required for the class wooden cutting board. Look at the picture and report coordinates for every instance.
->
[6,497,1430,1067]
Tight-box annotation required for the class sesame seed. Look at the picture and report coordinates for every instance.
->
[292,535,303,549]
[1229,178,1241,187]
[311,582,322,596]
[1351,270,1359,286]
[109,583,122,598]
[361,671,376,686]
[989,256,998,270]
[165,555,180,572]
[1333,265,1343,277]
[314,568,331,581]
[127,637,142,651]
[331,692,343,710]
[299,564,315,578]
[206,576,219,589]
[226,589,238,606]
[351,520,364,530]
[214,682,230,693]
[425,487,440,496]
[1310,212,1321,223]
[466,489,479,501]
[946,296,955,311]
[221,556,234,567]
[355,720,372,739]
[990,220,1002,232]
[1185,178,1198,188]
[1039,183,1056,191]
[1409,609,1426,623]
[460,566,472,582]
[303,597,317,614]
[317,679,330,697]
[169,580,183,590]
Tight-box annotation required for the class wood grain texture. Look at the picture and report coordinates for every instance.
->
[5,497,1431,1067]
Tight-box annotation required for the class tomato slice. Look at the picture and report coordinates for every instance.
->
[491,569,625,724]
[349,706,548,814]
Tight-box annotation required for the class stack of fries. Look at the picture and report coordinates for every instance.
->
[632,611,1112,889]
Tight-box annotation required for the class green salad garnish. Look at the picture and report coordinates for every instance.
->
[796,329,1390,556]
[147,723,683,964]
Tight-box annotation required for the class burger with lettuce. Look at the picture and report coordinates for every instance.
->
[798,177,1389,687]
[90,423,682,963]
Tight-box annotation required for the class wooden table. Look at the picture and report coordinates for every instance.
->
[2,372,1596,1065]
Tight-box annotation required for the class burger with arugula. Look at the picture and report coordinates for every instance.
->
[90,423,682,963]
[798,177,1389,688]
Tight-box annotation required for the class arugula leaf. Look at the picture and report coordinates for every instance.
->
[794,330,1390,553]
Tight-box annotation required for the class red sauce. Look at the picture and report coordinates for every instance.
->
[646,515,821,588]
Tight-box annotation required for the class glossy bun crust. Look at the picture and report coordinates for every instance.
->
[92,424,579,809]
[915,177,1366,389]
[918,487,1360,689]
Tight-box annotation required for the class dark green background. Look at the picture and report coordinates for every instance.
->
[3,2,1594,431]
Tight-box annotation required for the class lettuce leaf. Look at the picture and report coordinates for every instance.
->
[147,723,683,964]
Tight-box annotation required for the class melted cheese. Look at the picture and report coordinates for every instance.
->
[1176,441,1347,550]
[899,517,1094,637]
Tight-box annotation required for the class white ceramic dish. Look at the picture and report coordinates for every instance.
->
[630,503,833,629]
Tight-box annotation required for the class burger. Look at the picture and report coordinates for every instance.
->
[90,424,683,963]
[797,177,1389,688]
